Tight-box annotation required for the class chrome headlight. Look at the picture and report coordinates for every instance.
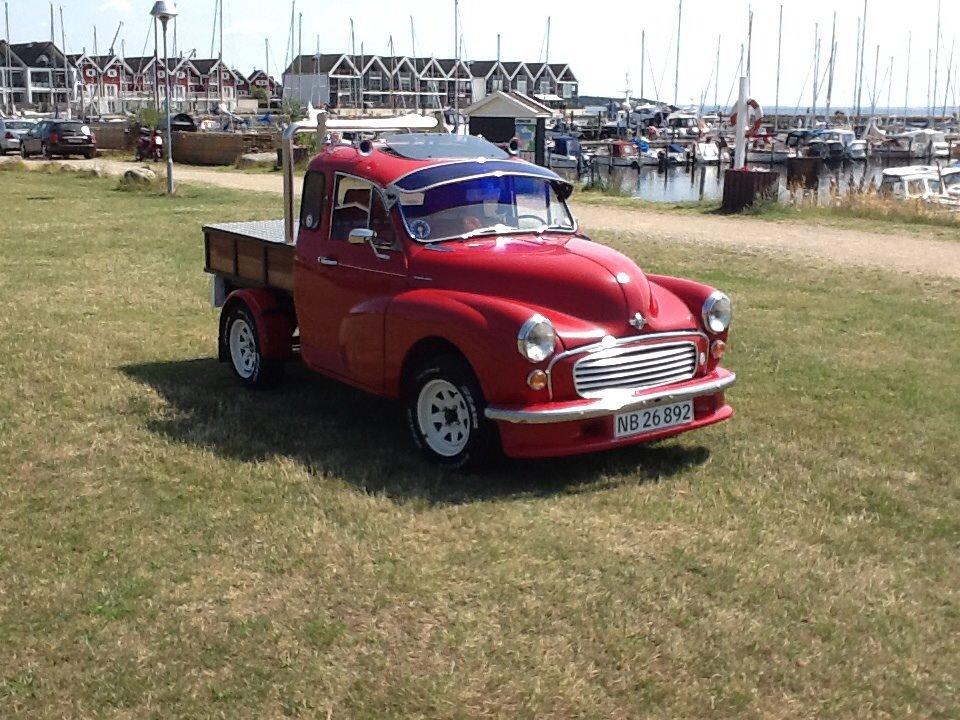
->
[701,291,732,334]
[517,314,556,363]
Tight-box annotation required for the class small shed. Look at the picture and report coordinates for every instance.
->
[462,91,555,166]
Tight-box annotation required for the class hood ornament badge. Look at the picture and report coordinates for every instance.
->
[629,312,646,331]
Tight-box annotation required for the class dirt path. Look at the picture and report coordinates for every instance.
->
[5,155,959,280]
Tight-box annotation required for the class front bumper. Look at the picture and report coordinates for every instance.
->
[485,369,736,459]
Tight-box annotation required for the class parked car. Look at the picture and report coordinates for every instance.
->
[203,130,736,468]
[19,120,96,159]
[0,118,36,154]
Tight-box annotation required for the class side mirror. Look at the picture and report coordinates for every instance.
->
[348,227,375,245]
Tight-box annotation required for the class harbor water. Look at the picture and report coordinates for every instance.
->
[557,160,949,204]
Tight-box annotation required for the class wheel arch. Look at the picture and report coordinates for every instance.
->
[218,287,295,362]
[398,336,475,398]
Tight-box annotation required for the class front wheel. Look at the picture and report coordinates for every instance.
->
[222,304,283,388]
[405,355,499,469]
[20,146,28,159]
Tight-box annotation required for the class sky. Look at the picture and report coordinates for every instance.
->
[4,0,959,110]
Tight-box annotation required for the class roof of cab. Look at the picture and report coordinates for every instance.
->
[307,133,570,191]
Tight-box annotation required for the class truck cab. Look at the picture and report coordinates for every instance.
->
[204,129,735,468]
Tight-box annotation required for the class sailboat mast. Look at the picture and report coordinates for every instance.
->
[220,0,226,108]
[453,0,459,130]
[746,4,753,87]
[545,16,551,66]
[852,17,860,119]
[640,30,645,100]
[886,55,893,119]
[774,4,782,129]
[942,38,955,119]
[59,5,70,118]
[825,12,836,117]
[812,23,819,121]
[903,32,911,116]
[674,0,681,105]
[714,34,720,111]
[857,0,868,119]
[4,0,11,115]
[932,0,941,123]
[870,44,879,116]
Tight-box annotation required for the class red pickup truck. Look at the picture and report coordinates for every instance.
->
[204,129,735,468]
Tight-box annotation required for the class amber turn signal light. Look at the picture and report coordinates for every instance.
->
[527,369,548,391]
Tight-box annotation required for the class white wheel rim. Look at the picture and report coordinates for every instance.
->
[229,318,258,379]
[417,379,471,458]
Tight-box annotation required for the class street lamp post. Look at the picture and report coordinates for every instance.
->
[150,1,178,195]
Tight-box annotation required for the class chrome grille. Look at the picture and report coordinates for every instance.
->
[573,342,698,397]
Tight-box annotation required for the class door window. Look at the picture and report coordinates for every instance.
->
[330,176,372,241]
[299,171,326,230]
[369,192,398,249]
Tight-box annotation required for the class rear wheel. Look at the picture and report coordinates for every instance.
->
[405,355,499,469]
[20,145,28,159]
[222,304,283,388]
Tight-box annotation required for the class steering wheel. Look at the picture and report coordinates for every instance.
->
[516,214,546,228]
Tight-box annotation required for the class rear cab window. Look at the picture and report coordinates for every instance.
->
[299,171,326,231]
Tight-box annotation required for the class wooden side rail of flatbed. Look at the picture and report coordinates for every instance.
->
[203,220,297,293]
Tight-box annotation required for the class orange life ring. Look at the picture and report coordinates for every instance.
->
[730,98,764,137]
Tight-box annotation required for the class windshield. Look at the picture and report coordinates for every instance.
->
[6,121,34,130]
[397,175,575,243]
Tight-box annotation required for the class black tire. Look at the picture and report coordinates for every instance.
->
[83,149,95,160]
[404,354,500,470]
[221,304,284,389]
[41,143,53,160]
[20,145,28,159]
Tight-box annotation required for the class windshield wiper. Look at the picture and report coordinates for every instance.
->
[458,223,514,241]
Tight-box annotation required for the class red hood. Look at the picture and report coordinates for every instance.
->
[408,233,697,349]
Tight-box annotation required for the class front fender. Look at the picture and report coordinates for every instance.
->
[384,289,559,404]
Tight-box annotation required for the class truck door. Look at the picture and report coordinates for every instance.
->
[297,173,407,391]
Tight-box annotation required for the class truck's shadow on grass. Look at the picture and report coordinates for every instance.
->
[122,358,710,505]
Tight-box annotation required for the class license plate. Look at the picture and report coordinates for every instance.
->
[67,137,84,143]
[614,400,693,439]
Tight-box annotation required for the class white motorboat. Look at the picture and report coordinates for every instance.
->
[694,141,721,164]
[590,139,643,169]
[879,166,957,206]
[940,166,960,199]
[664,111,702,139]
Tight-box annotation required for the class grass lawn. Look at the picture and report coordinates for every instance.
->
[1,169,958,719]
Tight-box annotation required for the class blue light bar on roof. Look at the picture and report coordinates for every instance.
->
[392,159,571,194]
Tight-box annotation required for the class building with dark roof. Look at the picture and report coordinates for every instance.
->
[281,53,576,110]
[1,40,74,111]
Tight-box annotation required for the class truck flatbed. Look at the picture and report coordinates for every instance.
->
[203,220,297,293]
